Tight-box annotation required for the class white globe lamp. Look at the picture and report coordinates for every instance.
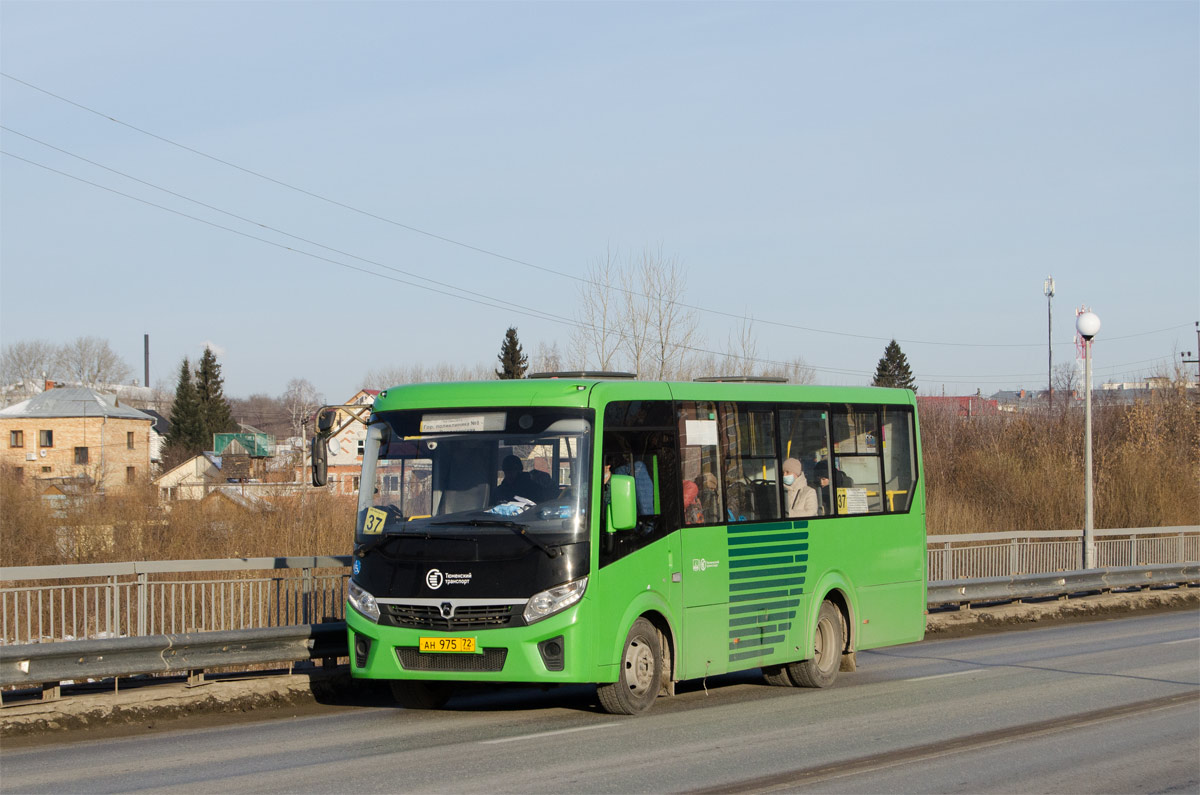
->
[1076,312,1101,340]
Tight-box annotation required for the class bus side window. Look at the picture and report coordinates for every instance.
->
[679,401,722,525]
[882,407,917,512]
[599,403,679,567]
[829,406,885,515]
[717,402,779,522]
[780,407,832,517]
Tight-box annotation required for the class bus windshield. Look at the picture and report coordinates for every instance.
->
[355,407,592,544]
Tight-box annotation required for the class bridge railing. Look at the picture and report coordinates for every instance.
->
[0,557,349,647]
[2,527,1196,646]
[925,526,1198,580]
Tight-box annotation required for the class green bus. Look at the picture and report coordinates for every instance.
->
[314,374,925,714]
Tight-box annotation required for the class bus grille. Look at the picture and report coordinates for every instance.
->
[381,603,520,630]
[396,647,508,672]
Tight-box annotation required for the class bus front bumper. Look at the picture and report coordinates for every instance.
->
[345,603,595,683]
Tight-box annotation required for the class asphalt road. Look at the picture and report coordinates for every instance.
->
[2,611,1197,794]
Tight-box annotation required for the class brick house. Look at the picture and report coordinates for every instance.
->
[0,386,153,491]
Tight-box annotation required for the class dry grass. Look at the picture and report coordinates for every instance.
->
[0,479,355,568]
[922,382,1200,534]
[2,384,1197,565]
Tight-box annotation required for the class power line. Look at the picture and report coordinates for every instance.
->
[5,73,1188,350]
[1,149,873,379]
[1,125,571,324]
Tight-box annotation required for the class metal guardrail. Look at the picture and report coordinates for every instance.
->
[0,624,345,687]
[2,527,1196,646]
[926,526,1199,580]
[926,563,1200,606]
[0,556,351,646]
[1,564,1195,690]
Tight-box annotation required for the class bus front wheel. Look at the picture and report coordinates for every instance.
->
[598,618,662,715]
[787,600,844,688]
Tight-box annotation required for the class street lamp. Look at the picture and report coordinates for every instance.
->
[1076,310,1100,569]
[1043,276,1055,407]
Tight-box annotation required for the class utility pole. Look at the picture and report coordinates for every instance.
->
[1044,276,1055,409]
[1181,321,1199,387]
[1076,310,1101,569]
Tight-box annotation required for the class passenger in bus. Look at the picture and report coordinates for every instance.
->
[493,454,541,504]
[817,457,853,515]
[602,451,655,516]
[682,480,703,525]
[698,471,720,522]
[724,466,754,521]
[782,457,818,518]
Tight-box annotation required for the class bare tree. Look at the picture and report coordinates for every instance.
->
[1053,362,1080,412]
[531,341,565,374]
[724,315,760,378]
[759,356,817,385]
[0,339,59,404]
[637,246,702,380]
[572,245,701,378]
[230,393,291,438]
[362,361,490,390]
[281,379,324,441]
[570,246,623,372]
[54,336,132,388]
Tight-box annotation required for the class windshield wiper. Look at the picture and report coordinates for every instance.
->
[355,529,478,559]
[431,519,561,558]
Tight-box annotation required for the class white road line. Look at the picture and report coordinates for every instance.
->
[1160,638,1199,646]
[480,723,619,745]
[905,669,978,683]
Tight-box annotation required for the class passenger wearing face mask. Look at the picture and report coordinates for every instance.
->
[781,457,818,519]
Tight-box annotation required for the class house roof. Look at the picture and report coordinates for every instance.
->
[0,387,154,421]
[142,408,170,436]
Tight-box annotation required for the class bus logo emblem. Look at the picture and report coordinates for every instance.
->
[426,569,444,589]
[440,602,454,618]
[692,558,720,572]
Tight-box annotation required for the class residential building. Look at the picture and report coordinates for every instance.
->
[0,386,153,491]
[916,395,1000,417]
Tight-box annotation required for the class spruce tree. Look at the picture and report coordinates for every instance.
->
[195,346,236,444]
[495,327,529,379]
[163,357,204,465]
[871,340,917,391]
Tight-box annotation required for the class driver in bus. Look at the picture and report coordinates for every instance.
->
[493,454,541,504]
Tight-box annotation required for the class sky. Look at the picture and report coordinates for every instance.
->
[2,1,1197,404]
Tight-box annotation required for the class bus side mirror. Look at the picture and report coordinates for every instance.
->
[607,474,636,532]
[311,435,328,487]
[316,409,336,434]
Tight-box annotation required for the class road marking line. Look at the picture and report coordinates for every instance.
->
[905,669,977,683]
[1160,638,1199,646]
[480,723,618,744]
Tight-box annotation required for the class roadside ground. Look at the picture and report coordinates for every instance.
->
[2,587,1196,744]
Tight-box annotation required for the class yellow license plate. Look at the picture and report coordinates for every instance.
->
[419,636,476,653]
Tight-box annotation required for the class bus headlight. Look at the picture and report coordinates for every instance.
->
[348,579,380,623]
[523,577,587,625]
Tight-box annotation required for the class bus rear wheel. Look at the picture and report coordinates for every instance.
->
[787,600,844,688]
[598,618,662,715]
[389,680,452,710]
[762,665,795,687]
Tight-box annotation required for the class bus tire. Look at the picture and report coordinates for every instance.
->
[762,665,795,687]
[598,618,662,715]
[389,680,452,709]
[788,600,843,688]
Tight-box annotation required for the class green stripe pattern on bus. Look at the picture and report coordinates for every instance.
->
[727,520,809,663]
